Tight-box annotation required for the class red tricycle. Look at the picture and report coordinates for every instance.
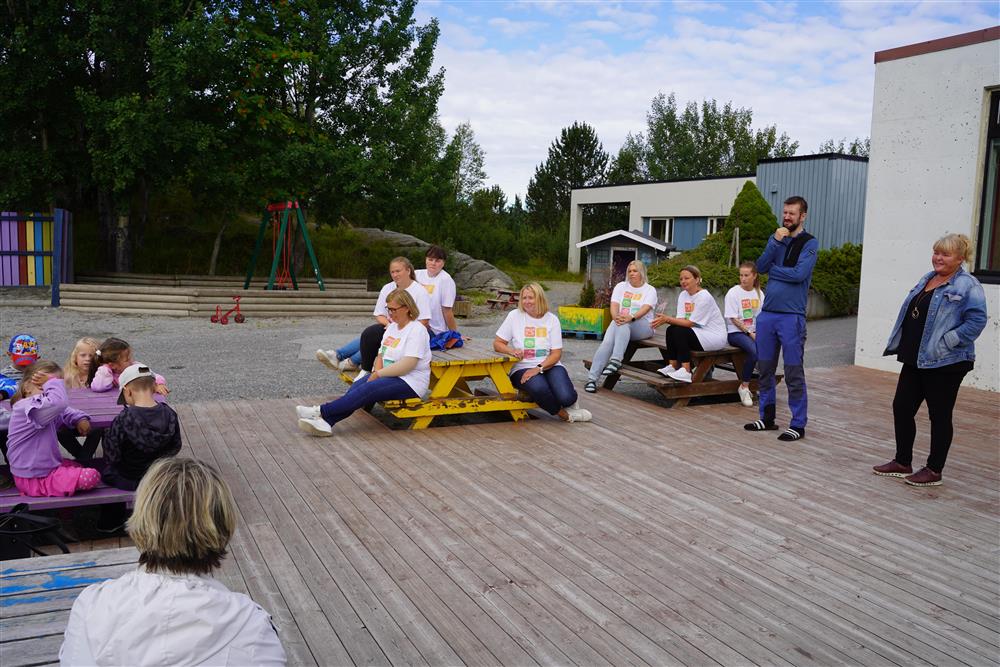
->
[210,296,245,324]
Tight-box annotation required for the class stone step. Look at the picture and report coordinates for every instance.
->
[75,272,363,289]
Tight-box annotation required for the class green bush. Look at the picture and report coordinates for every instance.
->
[578,280,596,307]
[811,243,863,315]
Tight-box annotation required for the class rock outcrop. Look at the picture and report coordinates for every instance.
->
[353,228,514,290]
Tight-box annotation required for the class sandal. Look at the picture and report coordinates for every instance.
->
[584,380,598,393]
[601,359,622,376]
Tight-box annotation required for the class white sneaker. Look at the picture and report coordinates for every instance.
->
[565,407,593,423]
[354,369,369,382]
[667,367,692,383]
[298,417,332,436]
[339,357,358,371]
[296,405,321,420]
[737,385,753,407]
[656,365,676,377]
[316,349,340,370]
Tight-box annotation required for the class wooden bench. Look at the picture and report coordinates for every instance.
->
[584,338,783,408]
[0,483,134,514]
[340,344,537,429]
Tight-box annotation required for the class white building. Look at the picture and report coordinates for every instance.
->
[855,27,1000,391]
[566,175,752,272]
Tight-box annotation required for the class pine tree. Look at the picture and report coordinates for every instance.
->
[726,181,778,263]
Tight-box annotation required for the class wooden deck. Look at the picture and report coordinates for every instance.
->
[3,365,998,665]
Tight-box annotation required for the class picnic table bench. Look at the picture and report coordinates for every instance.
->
[0,547,139,665]
[487,288,520,311]
[341,343,537,429]
[584,338,782,408]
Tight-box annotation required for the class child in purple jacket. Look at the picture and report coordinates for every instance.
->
[7,361,101,497]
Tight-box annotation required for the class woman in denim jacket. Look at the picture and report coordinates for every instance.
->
[873,234,988,487]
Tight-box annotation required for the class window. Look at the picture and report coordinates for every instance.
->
[976,90,1000,280]
[650,218,673,244]
[592,248,609,267]
[707,217,726,235]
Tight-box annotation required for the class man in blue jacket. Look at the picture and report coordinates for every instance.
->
[745,196,818,441]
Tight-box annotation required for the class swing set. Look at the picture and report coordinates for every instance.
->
[243,200,325,291]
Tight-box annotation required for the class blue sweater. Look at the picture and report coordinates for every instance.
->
[756,234,819,316]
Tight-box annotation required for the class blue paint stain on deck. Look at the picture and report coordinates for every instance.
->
[1,560,98,577]
[1,571,109,596]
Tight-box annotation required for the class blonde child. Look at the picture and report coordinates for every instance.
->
[63,337,100,389]
[87,338,168,395]
[7,361,101,497]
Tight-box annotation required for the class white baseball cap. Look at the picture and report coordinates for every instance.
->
[117,363,156,405]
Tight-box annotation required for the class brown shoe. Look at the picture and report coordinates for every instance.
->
[905,467,942,487]
[873,460,912,478]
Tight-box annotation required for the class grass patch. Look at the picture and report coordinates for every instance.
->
[496,259,583,287]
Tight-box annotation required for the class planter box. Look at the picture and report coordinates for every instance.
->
[558,306,612,338]
[453,300,472,318]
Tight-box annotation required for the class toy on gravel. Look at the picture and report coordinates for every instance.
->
[210,296,245,324]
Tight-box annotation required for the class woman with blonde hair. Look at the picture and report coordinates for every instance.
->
[584,260,658,393]
[60,457,286,665]
[873,233,987,487]
[495,283,591,422]
[298,288,432,435]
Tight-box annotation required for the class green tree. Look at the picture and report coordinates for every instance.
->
[606,133,648,184]
[526,121,608,229]
[447,122,487,202]
[725,180,779,263]
[641,93,798,180]
[818,137,870,156]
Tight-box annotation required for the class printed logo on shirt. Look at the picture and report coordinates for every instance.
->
[740,298,759,327]
[683,302,694,319]
[622,291,642,315]
[522,326,549,360]
[378,336,401,360]
[422,284,435,294]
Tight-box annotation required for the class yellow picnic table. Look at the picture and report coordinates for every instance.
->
[341,343,538,429]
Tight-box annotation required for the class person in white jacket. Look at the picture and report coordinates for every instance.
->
[59,457,286,666]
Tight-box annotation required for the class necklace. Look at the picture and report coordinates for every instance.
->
[910,289,933,320]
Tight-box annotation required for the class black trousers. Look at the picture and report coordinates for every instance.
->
[359,323,387,372]
[892,363,969,473]
[664,325,703,364]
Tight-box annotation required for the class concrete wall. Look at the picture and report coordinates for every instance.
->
[757,156,868,250]
[567,176,753,271]
[855,38,1000,391]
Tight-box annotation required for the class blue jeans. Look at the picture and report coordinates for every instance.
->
[335,338,362,366]
[511,365,577,416]
[755,311,807,428]
[727,331,758,382]
[587,319,654,382]
[319,376,418,426]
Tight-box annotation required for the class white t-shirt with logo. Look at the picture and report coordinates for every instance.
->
[495,310,564,373]
[415,268,457,335]
[724,285,764,335]
[611,281,658,324]
[676,289,727,351]
[373,281,432,322]
[378,321,432,396]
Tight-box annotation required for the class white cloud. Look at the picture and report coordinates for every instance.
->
[570,19,624,34]
[488,17,546,37]
[673,0,727,12]
[434,3,994,198]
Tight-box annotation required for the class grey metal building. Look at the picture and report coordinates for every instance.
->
[756,153,868,250]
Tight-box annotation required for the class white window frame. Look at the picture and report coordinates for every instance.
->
[650,217,673,244]
[707,217,726,236]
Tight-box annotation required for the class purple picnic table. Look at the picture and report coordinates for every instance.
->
[2,387,164,431]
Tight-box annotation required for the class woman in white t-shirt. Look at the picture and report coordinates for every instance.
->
[297,288,432,435]
[724,261,764,406]
[315,257,431,377]
[584,260,657,393]
[494,283,591,422]
[650,265,727,383]
[415,245,459,335]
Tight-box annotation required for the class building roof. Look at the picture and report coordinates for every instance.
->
[576,229,676,252]
[874,26,1000,64]
[573,173,754,191]
[758,152,868,165]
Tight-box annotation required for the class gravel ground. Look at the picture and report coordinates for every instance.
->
[1,282,857,406]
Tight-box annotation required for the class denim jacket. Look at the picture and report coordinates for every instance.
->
[883,267,988,368]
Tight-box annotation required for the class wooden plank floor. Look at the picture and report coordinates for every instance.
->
[3,365,998,666]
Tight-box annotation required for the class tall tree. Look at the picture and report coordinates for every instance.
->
[818,137,870,156]
[641,93,798,180]
[606,133,648,185]
[447,122,487,202]
[526,121,608,228]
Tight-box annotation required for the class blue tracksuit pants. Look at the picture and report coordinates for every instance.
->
[755,311,807,429]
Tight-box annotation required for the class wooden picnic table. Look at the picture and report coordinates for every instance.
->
[342,343,537,429]
[487,288,520,311]
[1,387,163,433]
[0,547,139,666]
[585,337,783,408]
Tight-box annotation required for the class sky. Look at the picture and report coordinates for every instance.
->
[413,0,999,199]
